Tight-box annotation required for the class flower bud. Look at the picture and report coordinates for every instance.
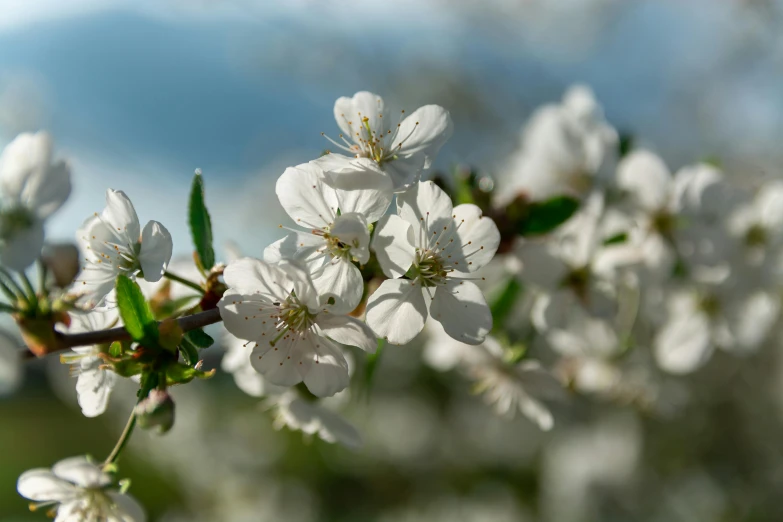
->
[134,389,175,434]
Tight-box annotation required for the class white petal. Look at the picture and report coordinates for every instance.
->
[107,492,147,522]
[395,104,453,168]
[333,91,387,144]
[654,312,713,375]
[728,291,779,352]
[276,163,337,229]
[102,190,141,249]
[17,468,76,502]
[396,180,453,248]
[331,212,371,264]
[616,150,671,211]
[222,257,291,299]
[371,214,415,278]
[138,221,172,283]
[251,334,310,388]
[316,314,377,352]
[382,152,427,192]
[302,335,350,397]
[756,181,783,229]
[310,405,363,449]
[444,204,500,273]
[52,456,111,488]
[431,280,492,345]
[0,220,44,271]
[365,278,428,345]
[313,154,394,194]
[333,176,393,223]
[75,358,117,418]
[218,291,280,342]
[310,259,363,315]
[277,260,320,312]
[0,132,71,218]
[263,232,322,264]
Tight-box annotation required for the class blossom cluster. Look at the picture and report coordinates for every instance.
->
[4,85,783,520]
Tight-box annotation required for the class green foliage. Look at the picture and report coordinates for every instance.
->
[490,277,522,332]
[188,171,215,271]
[517,196,579,236]
[603,232,629,245]
[185,328,214,348]
[361,339,386,398]
[115,275,158,344]
[165,362,215,385]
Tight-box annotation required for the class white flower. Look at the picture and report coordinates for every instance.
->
[499,85,617,203]
[17,456,145,522]
[366,181,500,345]
[59,309,120,417]
[425,321,562,430]
[318,91,453,192]
[221,328,288,398]
[653,285,779,374]
[0,132,71,271]
[616,151,734,279]
[218,257,376,397]
[75,189,173,307]
[264,161,392,314]
[267,390,362,449]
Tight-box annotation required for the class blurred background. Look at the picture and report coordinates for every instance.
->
[2,0,783,520]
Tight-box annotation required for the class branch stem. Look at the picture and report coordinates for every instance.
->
[163,271,205,294]
[104,411,137,466]
[38,307,223,355]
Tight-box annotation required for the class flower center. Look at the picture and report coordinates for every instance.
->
[323,109,419,166]
[270,293,315,346]
[411,249,450,287]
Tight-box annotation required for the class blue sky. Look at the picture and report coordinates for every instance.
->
[0,0,780,258]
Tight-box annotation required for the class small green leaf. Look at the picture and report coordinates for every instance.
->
[518,196,579,236]
[603,232,628,246]
[109,341,123,358]
[184,328,214,349]
[361,339,385,398]
[115,275,158,344]
[188,170,215,271]
[165,362,215,385]
[179,336,200,367]
[490,278,522,331]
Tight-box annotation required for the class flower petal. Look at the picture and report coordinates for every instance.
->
[313,154,394,194]
[251,334,309,388]
[443,204,500,273]
[395,104,453,169]
[276,162,338,229]
[371,214,415,278]
[301,335,350,397]
[365,278,428,345]
[263,232,323,264]
[17,469,77,502]
[396,180,453,248]
[431,280,491,345]
[330,212,371,264]
[222,257,291,300]
[333,91,387,145]
[616,150,671,211]
[310,258,363,315]
[138,221,172,283]
[52,456,111,488]
[107,491,147,522]
[218,291,280,342]
[654,311,713,375]
[316,314,377,352]
[102,189,141,249]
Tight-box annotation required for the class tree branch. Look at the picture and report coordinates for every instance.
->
[24,308,223,358]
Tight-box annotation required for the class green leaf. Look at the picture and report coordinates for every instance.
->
[179,336,200,367]
[603,232,628,246]
[184,328,214,349]
[109,341,123,358]
[518,196,579,236]
[490,278,522,331]
[188,170,215,271]
[116,275,158,344]
[165,362,215,385]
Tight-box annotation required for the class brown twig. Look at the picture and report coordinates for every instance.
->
[23,308,223,358]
